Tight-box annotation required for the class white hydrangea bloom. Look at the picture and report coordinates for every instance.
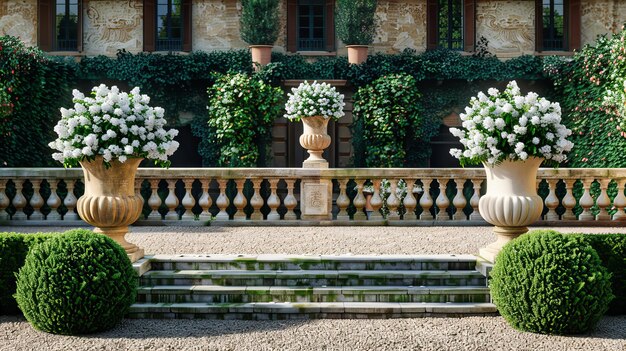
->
[284,81,345,120]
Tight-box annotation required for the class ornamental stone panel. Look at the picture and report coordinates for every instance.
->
[83,0,143,55]
[369,0,427,54]
[0,0,37,47]
[476,0,535,57]
[581,0,626,47]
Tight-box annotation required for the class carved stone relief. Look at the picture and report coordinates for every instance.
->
[192,0,248,51]
[83,0,143,55]
[476,0,535,55]
[0,0,37,46]
[372,0,427,54]
[581,0,626,46]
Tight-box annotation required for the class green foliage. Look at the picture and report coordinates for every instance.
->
[490,230,613,335]
[335,0,377,45]
[240,0,280,45]
[0,232,57,315]
[15,229,137,335]
[206,73,284,166]
[352,74,423,167]
[551,27,626,167]
[0,35,76,167]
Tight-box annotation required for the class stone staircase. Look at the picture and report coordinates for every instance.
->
[129,254,496,320]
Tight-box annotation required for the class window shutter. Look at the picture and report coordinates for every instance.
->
[568,0,581,51]
[463,0,475,52]
[535,0,543,52]
[38,0,53,51]
[143,0,156,52]
[426,0,438,50]
[325,0,335,51]
[287,0,297,52]
[182,0,192,51]
[77,0,83,52]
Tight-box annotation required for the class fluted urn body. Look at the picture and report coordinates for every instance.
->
[299,115,331,167]
[77,156,144,262]
[478,157,544,262]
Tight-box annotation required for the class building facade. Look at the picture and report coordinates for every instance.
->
[1,0,625,58]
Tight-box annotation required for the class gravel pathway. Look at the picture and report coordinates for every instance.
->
[1,225,625,350]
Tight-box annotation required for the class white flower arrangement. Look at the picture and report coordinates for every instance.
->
[49,85,180,168]
[449,81,574,166]
[284,81,345,121]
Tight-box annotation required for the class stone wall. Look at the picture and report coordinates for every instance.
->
[0,0,37,47]
[83,0,143,55]
[581,0,626,46]
[476,0,534,57]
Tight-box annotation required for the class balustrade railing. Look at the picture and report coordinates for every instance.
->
[1,168,626,225]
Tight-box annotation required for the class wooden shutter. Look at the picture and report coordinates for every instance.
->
[77,0,83,52]
[568,0,581,51]
[325,0,335,51]
[38,0,53,51]
[287,0,297,52]
[535,0,543,52]
[426,0,438,50]
[182,0,192,51]
[463,0,475,52]
[143,0,156,52]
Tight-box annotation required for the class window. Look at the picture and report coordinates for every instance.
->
[535,0,580,52]
[287,0,335,52]
[143,0,192,52]
[427,0,474,52]
[37,0,82,52]
[542,0,565,50]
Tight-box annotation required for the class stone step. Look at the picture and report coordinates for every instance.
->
[146,254,477,271]
[127,302,497,319]
[140,270,487,287]
[136,285,491,304]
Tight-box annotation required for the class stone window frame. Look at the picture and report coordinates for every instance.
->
[287,0,335,53]
[535,0,580,53]
[37,0,84,52]
[143,0,192,52]
[427,0,475,52]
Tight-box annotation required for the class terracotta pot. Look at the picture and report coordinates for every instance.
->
[250,45,273,71]
[478,157,544,262]
[77,156,144,262]
[299,115,331,165]
[346,45,369,65]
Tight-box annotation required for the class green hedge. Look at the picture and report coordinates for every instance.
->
[0,232,58,314]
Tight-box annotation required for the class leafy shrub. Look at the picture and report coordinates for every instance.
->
[352,74,423,167]
[0,232,57,314]
[15,229,137,335]
[335,0,377,45]
[239,0,280,45]
[206,73,284,166]
[490,230,613,335]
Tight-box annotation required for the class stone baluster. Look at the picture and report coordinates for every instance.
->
[369,179,383,220]
[578,179,595,221]
[335,179,350,221]
[469,179,482,220]
[29,180,44,220]
[181,179,196,221]
[0,179,10,221]
[386,179,400,220]
[561,179,577,220]
[267,178,281,221]
[595,179,612,221]
[197,179,212,221]
[353,179,367,220]
[452,179,467,221]
[231,179,247,221]
[612,179,626,220]
[403,179,418,220]
[11,180,27,220]
[46,179,62,220]
[543,179,560,221]
[435,178,450,221]
[283,179,298,220]
[63,180,79,221]
[249,178,264,220]
[135,180,145,220]
[419,178,434,220]
[164,179,179,220]
[147,179,162,220]
[215,179,230,220]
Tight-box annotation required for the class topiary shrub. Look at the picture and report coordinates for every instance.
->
[490,230,613,335]
[239,0,280,45]
[15,229,137,335]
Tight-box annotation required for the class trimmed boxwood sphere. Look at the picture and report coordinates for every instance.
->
[15,229,137,335]
[490,230,613,335]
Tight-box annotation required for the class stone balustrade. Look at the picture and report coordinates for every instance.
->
[1,167,626,225]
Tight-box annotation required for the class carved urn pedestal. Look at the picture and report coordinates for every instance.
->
[478,157,544,262]
[299,115,332,220]
[77,156,145,263]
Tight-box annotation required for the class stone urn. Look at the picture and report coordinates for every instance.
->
[249,45,273,71]
[77,156,144,262]
[478,157,544,262]
[299,115,332,167]
[346,45,369,65]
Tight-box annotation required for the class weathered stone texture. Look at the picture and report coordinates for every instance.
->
[83,0,143,55]
[369,0,427,54]
[193,0,247,51]
[0,0,37,47]
[476,0,535,56]
[581,0,626,46]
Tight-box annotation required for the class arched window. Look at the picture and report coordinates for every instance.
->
[535,0,580,52]
[427,0,475,52]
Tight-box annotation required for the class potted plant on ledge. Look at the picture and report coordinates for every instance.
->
[336,0,378,64]
[240,0,280,70]
[449,81,574,262]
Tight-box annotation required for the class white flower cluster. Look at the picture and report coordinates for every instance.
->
[449,81,574,166]
[49,85,179,167]
[284,81,345,121]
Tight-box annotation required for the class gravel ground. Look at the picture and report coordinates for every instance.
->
[1,225,625,350]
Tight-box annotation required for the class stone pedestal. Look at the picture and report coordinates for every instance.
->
[300,161,332,220]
